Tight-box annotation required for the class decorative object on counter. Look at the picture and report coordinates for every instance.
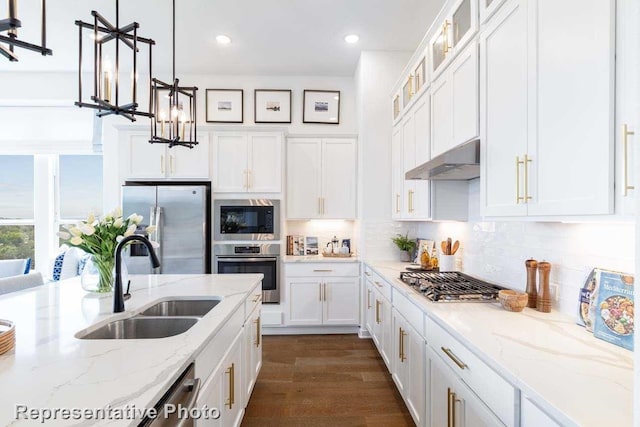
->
[206,89,243,123]
[536,261,552,313]
[525,259,538,308]
[57,208,157,293]
[498,290,529,312]
[439,255,456,272]
[392,232,416,263]
[440,237,460,256]
[254,89,292,123]
[592,270,634,351]
[303,90,340,124]
[305,236,319,255]
[0,319,15,355]
[341,239,351,253]
[414,239,434,264]
[74,0,154,121]
[286,235,306,256]
[577,268,599,330]
[149,0,198,148]
[430,245,439,269]
[420,243,431,269]
[0,0,52,61]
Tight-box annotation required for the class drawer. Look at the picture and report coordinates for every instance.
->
[364,267,392,301]
[426,316,517,427]
[393,291,424,338]
[286,262,360,278]
[245,286,262,320]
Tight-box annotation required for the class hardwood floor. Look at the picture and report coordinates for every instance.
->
[241,334,414,427]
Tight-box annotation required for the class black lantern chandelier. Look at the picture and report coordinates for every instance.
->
[149,0,198,148]
[74,0,155,121]
[0,0,52,61]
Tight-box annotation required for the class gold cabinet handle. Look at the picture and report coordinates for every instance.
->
[441,347,468,370]
[319,283,323,302]
[623,124,635,196]
[443,20,451,54]
[254,316,261,347]
[225,363,235,409]
[321,197,325,215]
[169,155,174,174]
[248,169,252,189]
[318,197,322,215]
[323,283,327,302]
[447,388,455,427]
[367,289,372,309]
[160,155,165,174]
[408,190,414,213]
[364,271,371,277]
[374,281,383,288]
[252,293,261,303]
[396,194,400,213]
[408,75,414,99]
[375,300,381,324]
[524,154,532,202]
[313,269,333,273]
[399,327,406,361]
[516,156,523,203]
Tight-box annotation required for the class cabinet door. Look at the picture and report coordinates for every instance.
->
[379,294,393,371]
[391,125,404,219]
[430,21,449,76]
[451,0,478,52]
[401,116,417,218]
[321,139,357,219]
[404,325,426,426]
[127,135,167,179]
[286,279,323,325]
[456,380,504,427]
[412,95,431,219]
[247,133,282,193]
[431,75,453,157]
[391,314,409,398]
[287,138,322,219]
[213,133,248,193]
[323,278,359,325]
[451,42,479,146]
[526,0,614,216]
[480,0,507,24]
[244,305,262,399]
[220,333,244,427]
[170,134,210,179]
[480,0,528,217]
[196,362,223,427]
[364,280,375,336]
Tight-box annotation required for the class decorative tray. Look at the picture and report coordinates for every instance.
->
[0,319,15,356]
[321,252,353,258]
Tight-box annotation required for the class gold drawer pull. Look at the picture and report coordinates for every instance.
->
[441,347,467,370]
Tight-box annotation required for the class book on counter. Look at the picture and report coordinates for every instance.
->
[591,270,634,351]
[286,235,310,256]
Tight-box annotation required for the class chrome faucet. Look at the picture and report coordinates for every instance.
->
[114,235,161,313]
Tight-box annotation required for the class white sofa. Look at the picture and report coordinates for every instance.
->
[0,259,30,278]
[0,272,44,296]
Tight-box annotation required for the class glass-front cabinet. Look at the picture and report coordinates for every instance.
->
[429,0,478,77]
[479,0,507,23]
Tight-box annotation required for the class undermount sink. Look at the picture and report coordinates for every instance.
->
[139,298,222,317]
[78,317,198,340]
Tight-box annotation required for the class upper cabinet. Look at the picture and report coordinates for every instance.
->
[122,133,211,180]
[479,0,507,24]
[212,132,283,193]
[429,0,478,78]
[480,0,615,217]
[287,138,357,220]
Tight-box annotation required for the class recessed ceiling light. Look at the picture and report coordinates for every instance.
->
[216,35,232,45]
[344,34,359,44]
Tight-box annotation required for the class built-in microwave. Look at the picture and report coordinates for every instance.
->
[213,199,280,241]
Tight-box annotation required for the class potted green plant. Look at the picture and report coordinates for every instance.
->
[391,232,416,262]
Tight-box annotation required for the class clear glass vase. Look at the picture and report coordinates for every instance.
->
[81,254,115,294]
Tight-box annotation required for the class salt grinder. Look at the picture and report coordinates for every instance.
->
[536,261,552,313]
[525,259,538,308]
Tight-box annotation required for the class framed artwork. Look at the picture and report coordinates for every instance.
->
[393,95,400,120]
[414,58,426,93]
[402,76,413,108]
[254,89,292,123]
[206,89,243,123]
[303,90,340,124]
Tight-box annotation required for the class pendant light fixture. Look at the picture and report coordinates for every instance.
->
[0,0,52,61]
[74,0,155,122]
[149,0,198,149]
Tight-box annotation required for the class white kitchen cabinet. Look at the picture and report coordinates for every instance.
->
[479,0,507,24]
[391,125,404,220]
[243,304,262,400]
[372,285,393,369]
[364,279,375,336]
[392,309,426,427]
[481,0,615,217]
[213,132,282,193]
[124,133,210,180]
[285,263,360,326]
[428,345,504,427]
[196,331,244,427]
[286,138,356,219]
[521,396,562,427]
[431,42,479,158]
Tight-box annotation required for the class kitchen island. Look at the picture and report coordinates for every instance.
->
[0,273,263,426]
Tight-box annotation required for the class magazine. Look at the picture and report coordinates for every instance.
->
[592,270,634,351]
[577,269,598,330]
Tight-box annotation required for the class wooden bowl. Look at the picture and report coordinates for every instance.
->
[498,290,528,312]
[0,320,15,356]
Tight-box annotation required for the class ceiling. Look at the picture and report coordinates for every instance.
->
[0,0,446,76]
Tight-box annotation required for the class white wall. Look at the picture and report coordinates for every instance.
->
[416,180,635,317]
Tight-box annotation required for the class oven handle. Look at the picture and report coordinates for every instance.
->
[217,257,278,263]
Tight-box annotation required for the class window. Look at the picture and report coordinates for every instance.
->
[0,155,35,265]
[59,155,103,219]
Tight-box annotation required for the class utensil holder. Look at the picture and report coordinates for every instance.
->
[440,255,457,272]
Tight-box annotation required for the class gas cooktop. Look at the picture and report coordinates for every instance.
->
[399,271,503,302]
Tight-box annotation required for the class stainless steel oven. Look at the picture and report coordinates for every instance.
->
[214,244,280,303]
[213,199,280,241]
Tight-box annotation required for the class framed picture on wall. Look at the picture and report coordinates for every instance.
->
[206,89,243,123]
[254,89,292,123]
[303,90,340,124]
[414,58,426,93]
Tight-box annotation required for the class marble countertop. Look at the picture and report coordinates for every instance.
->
[365,261,633,427]
[0,273,263,426]
[283,254,360,263]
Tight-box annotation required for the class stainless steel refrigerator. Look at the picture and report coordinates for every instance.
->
[122,182,211,274]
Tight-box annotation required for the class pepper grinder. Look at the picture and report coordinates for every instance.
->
[525,259,538,308]
[536,261,552,313]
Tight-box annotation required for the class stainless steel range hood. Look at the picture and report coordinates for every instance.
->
[405,139,480,180]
